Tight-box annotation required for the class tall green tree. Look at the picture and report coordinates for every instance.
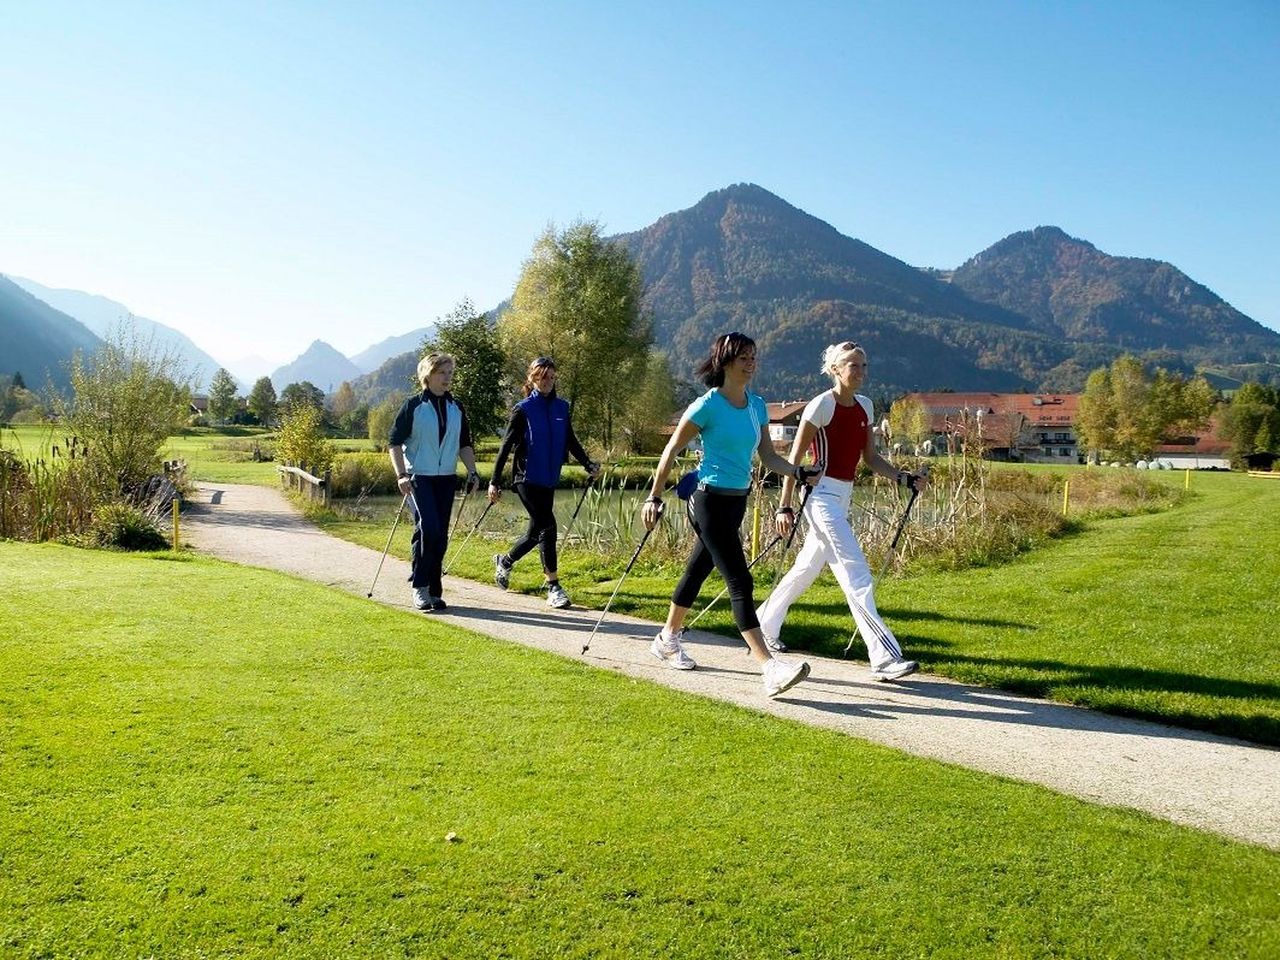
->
[500,220,651,446]
[615,350,679,454]
[279,381,325,414]
[247,377,278,427]
[207,368,239,423]
[1220,382,1280,465]
[423,298,507,440]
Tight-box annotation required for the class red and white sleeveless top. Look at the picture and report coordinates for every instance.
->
[803,391,873,481]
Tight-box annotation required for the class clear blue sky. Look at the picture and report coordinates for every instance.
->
[2,1,1277,368]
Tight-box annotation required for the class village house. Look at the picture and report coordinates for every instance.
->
[907,392,1082,463]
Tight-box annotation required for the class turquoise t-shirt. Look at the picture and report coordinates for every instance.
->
[686,388,767,490]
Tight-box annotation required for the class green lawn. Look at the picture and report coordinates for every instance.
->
[1,542,1277,957]
[317,469,1280,746]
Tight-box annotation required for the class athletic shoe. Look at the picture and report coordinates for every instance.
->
[871,658,918,682]
[412,588,432,610]
[650,630,697,670]
[763,633,788,653]
[430,596,448,612]
[494,554,512,590]
[762,657,811,698]
[546,583,571,609]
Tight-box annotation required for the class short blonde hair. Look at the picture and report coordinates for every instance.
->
[821,341,866,383]
[417,352,456,387]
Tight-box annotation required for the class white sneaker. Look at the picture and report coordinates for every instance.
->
[763,633,788,653]
[412,587,431,610]
[762,657,811,698]
[547,583,571,609]
[871,658,919,682]
[650,630,697,670]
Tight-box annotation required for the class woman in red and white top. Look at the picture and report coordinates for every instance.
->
[757,341,926,681]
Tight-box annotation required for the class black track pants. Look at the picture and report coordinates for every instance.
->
[408,474,457,595]
[507,481,558,573]
[672,489,758,632]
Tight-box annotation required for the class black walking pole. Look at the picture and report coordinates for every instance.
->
[442,500,494,576]
[581,501,663,655]
[686,480,815,629]
[367,494,409,598]
[559,473,597,549]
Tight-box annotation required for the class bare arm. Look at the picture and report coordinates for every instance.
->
[641,414,701,529]
[864,431,928,490]
[389,446,412,498]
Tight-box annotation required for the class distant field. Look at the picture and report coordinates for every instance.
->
[2,542,1277,958]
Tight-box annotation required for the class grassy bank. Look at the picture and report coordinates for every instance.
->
[2,542,1277,957]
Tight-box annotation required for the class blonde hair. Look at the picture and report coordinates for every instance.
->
[417,352,456,387]
[821,341,866,383]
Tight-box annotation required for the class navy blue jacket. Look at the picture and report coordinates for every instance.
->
[492,391,590,487]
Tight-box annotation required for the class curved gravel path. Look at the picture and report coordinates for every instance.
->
[184,482,1280,850]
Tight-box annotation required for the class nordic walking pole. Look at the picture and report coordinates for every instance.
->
[559,470,598,549]
[442,500,494,576]
[447,483,472,547]
[367,494,409,597]
[686,480,815,628]
[582,500,663,655]
[844,464,928,655]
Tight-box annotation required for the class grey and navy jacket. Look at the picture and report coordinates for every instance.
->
[389,390,473,477]
[492,390,591,488]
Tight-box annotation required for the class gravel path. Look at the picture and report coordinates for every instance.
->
[184,482,1280,850]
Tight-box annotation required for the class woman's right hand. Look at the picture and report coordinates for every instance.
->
[774,508,795,538]
[641,497,664,530]
[487,483,501,504]
[397,476,413,497]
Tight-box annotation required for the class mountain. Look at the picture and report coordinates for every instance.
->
[0,275,103,390]
[9,276,231,392]
[349,350,419,407]
[609,185,1279,397]
[350,326,435,374]
[611,184,1064,399]
[950,226,1280,360]
[270,340,363,393]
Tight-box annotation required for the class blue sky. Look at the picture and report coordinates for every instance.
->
[2,1,1277,369]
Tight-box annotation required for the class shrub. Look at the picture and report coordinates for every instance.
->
[330,452,399,498]
[277,404,335,474]
[89,500,168,551]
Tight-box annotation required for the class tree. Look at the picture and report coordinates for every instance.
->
[1220,383,1280,465]
[279,381,325,414]
[1077,355,1215,461]
[276,402,335,473]
[208,368,239,424]
[247,377,278,427]
[367,396,401,448]
[500,220,651,446]
[57,326,192,494]
[615,350,679,454]
[888,395,931,451]
[329,381,358,421]
[423,298,507,440]
[12,371,25,389]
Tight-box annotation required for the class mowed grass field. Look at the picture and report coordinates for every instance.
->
[2,542,1277,958]
[319,469,1280,746]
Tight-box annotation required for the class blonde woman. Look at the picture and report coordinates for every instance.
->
[388,352,480,611]
[757,341,925,680]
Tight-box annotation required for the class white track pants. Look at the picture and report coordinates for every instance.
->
[757,476,904,668]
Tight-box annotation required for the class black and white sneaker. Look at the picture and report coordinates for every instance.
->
[412,588,431,610]
[429,596,448,612]
[546,583,571,609]
[494,554,512,590]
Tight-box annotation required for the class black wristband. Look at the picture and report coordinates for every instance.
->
[776,506,794,515]
[397,473,409,480]
[645,495,663,504]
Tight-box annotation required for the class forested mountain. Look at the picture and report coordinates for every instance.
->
[350,326,435,374]
[609,185,1279,398]
[0,274,102,390]
[10,276,230,391]
[950,226,1279,360]
[349,350,419,407]
[270,340,363,393]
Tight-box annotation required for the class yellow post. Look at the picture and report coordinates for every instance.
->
[1062,479,1070,516]
[1185,469,1191,490]
[171,498,180,551]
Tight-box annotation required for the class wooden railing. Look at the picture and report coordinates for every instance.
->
[279,462,331,505]
[1247,470,1280,480]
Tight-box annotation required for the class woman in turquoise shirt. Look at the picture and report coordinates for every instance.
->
[642,332,819,698]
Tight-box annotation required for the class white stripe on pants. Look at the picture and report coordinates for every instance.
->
[757,475,904,668]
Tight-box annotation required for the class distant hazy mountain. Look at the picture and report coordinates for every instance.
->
[0,275,102,390]
[271,340,363,393]
[608,185,1279,397]
[350,326,434,374]
[10,276,231,391]
[350,349,419,408]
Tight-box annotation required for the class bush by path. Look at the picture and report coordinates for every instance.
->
[2,541,1277,957]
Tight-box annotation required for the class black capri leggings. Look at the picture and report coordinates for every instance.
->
[672,488,758,632]
[507,481,558,573]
